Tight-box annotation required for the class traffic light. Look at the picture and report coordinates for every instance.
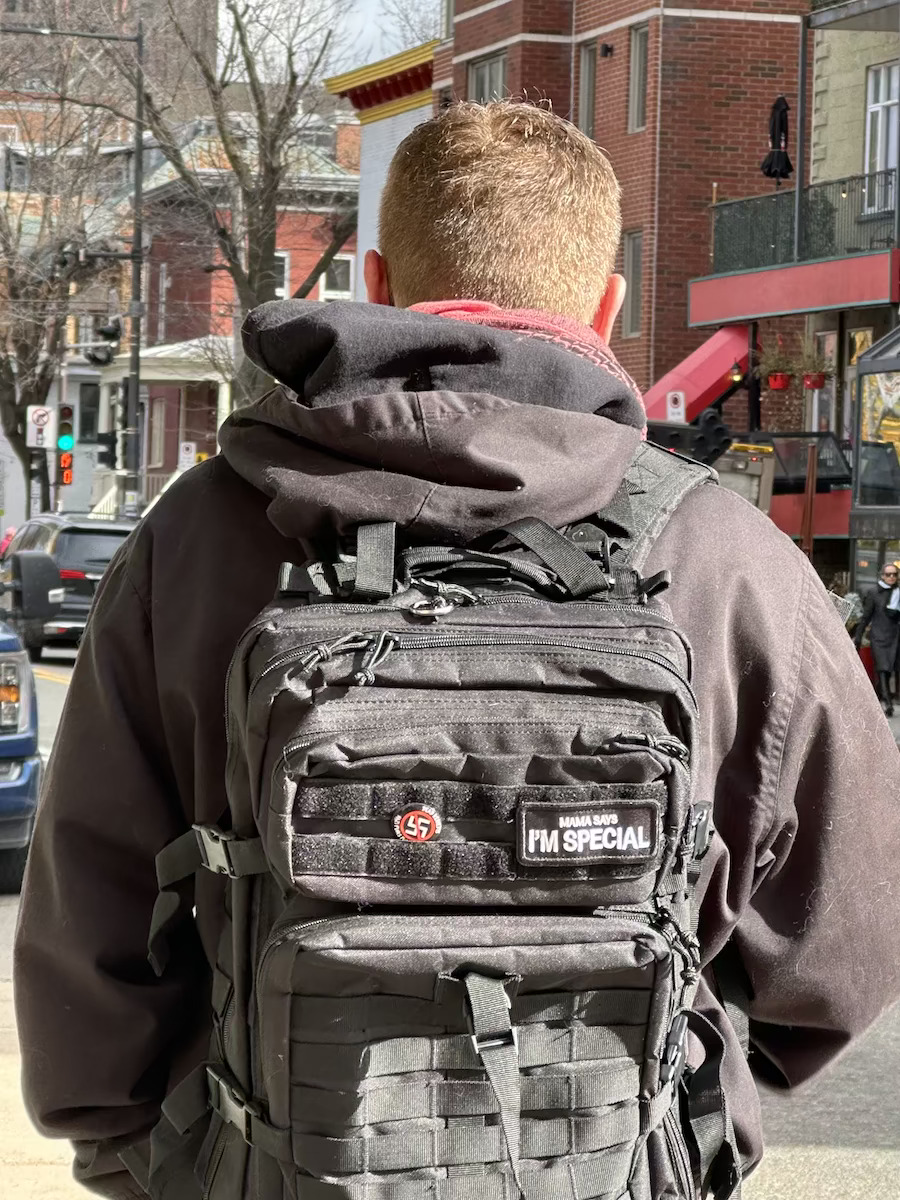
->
[646,408,733,467]
[57,403,76,487]
[97,430,118,470]
[84,316,124,367]
[57,405,75,453]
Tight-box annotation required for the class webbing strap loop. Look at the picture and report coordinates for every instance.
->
[147,827,267,976]
[354,522,396,599]
[684,1010,743,1200]
[464,973,523,1194]
[502,516,611,598]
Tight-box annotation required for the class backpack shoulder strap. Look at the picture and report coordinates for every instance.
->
[609,442,717,572]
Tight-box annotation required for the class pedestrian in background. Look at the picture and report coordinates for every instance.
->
[0,527,16,557]
[855,561,900,715]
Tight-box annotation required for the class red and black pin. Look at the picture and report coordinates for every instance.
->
[393,805,442,843]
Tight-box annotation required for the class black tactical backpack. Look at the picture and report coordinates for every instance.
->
[143,443,743,1200]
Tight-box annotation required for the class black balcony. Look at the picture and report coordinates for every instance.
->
[711,170,896,274]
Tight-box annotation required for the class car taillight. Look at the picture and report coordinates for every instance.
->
[59,568,87,580]
[0,654,31,733]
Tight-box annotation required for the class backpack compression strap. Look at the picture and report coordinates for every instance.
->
[605,443,717,572]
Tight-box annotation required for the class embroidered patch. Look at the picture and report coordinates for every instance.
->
[517,799,659,865]
[393,806,442,843]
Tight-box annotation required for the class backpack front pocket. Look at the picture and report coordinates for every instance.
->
[252,912,686,1200]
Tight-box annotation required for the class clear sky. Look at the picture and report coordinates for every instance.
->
[345,0,393,62]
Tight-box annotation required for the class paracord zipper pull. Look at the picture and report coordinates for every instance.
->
[353,631,399,685]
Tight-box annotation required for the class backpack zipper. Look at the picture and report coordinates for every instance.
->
[253,629,695,709]
[664,1107,695,1199]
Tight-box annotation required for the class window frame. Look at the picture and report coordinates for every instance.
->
[627,24,649,134]
[442,0,454,40]
[148,397,166,469]
[578,43,597,139]
[78,382,101,444]
[468,53,507,105]
[273,250,290,300]
[622,230,643,339]
[320,253,356,302]
[864,62,898,212]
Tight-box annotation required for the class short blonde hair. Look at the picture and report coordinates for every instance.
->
[378,100,621,324]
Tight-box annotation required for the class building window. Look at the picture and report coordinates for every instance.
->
[273,251,290,300]
[627,24,649,133]
[79,383,100,443]
[439,88,454,110]
[468,53,507,105]
[578,44,597,139]
[809,331,837,434]
[442,0,454,39]
[149,397,166,468]
[865,63,898,210]
[622,230,643,338]
[0,126,17,145]
[3,149,30,191]
[320,254,355,302]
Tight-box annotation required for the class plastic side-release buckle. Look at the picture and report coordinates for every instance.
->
[660,1012,690,1088]
[691,803,714,861]
[193,825,238,876]
[206,1067,261,1143]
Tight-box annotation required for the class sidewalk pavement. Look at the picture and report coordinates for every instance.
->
[1,981,83,1199]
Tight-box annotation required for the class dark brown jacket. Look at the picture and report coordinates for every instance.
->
[14,301,900,1198]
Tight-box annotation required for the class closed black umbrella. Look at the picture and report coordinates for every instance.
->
[761,96,793,186]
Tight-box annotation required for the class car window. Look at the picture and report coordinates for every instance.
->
[11,524,39,552]
[54,529,131,573]
[31,524,53,550]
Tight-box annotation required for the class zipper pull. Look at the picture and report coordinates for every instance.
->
[353,631,399,685]
[298,631,369,675]
[603,732,690,764]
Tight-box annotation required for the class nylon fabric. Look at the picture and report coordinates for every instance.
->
[163,446,740,1200]
[289,1067,641,1126]
[289,988,651,1039]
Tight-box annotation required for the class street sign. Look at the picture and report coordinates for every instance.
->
[665,391,686,424]
[26,406,58,449]
[178,441,197,471]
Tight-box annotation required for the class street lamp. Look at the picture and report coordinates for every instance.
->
[0,20,145,517]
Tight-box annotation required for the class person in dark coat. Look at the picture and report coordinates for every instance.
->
[855,562,900,714]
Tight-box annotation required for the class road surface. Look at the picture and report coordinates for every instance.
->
[0,655,897,1196]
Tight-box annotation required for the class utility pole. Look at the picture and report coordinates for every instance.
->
[124,19,144,518]
[0,19,145,518]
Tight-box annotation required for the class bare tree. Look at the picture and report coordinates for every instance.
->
[380,0,443,50]
[68,0,360,403]
[0,27,123,513]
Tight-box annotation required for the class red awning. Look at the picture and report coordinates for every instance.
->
[644,325,752,423]
[769,490,852,538]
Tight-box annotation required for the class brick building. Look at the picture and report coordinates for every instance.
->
[89,121,360,510]
[690,0,899,580]
[431,0,809,395]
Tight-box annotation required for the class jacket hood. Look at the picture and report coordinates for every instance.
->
[219,299,645,547]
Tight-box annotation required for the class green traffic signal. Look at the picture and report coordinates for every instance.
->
[57,405,75,452]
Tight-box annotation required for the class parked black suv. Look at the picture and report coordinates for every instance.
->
[0,514,136,660]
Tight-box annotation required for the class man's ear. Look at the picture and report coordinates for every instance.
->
[364,250,393,306]
[592,274,626,343]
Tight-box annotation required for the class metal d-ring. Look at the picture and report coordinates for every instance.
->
[410,596,457,619]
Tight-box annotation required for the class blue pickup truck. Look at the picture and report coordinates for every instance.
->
[0,621,40,891]
[0,550,63,892]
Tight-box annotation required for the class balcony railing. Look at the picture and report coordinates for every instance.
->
[711,169,896,274]
[733,432,852,493]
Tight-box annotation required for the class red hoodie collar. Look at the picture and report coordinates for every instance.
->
[409,300,644,421]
